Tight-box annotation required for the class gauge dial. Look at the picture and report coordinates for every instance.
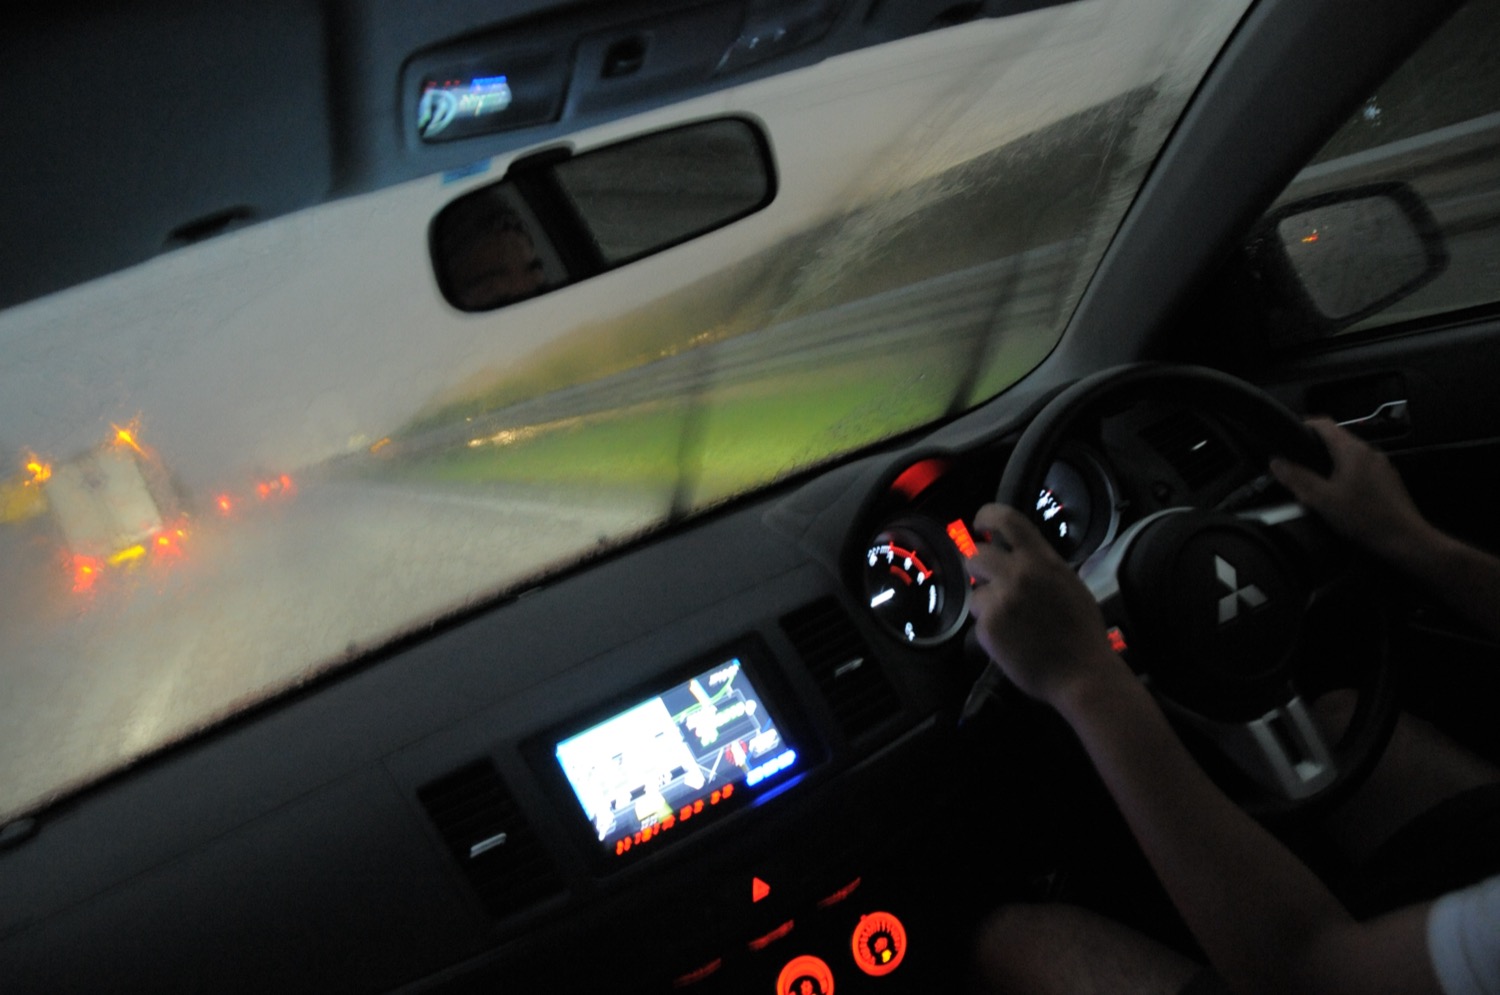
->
[1037,460,1094,560]
[861,520,969,645]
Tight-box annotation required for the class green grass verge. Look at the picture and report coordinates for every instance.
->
[396,335,1051,507]
[402,358,949,502]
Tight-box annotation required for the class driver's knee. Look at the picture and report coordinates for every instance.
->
[971,902,1201,995]
[1314,691,1500,866]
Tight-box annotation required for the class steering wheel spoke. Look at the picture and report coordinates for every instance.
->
[1170,690,1338,802]
[1240,501,1348,594]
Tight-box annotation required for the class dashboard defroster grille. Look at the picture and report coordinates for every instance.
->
[417,759,564,920]
[781,598,903,741]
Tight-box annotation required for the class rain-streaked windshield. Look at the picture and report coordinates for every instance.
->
[0,0,1247,820]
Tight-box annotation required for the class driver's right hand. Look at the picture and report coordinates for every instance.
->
[1269,418,1432,564]
[968,503,1126,708]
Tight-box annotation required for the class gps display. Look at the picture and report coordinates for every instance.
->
[554,657,797,856]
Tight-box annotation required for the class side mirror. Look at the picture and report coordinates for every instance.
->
[430,117,776,312]
[1247,182,1447,346]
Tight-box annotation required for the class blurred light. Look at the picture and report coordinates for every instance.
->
[671,958,722,989]
[72,556,102,594]
[747,920,794,951]
[369,437,392,454]
[817,877,863,909]
[23,452,52,486]
[107,544,146,566]
[946,519,979,558]
[111,418,146,454]
[1300,230,1319,244]
[1107,627,1128,654]
[216,494,234,515]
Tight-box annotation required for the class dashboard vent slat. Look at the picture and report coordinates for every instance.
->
[1139,411,1236,491]
[417,760,564,919]
[781,598,902,741]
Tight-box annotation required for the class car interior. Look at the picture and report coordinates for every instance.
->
[2,0,1498,992]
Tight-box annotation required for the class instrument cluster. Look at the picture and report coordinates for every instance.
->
[853,448,1121,647]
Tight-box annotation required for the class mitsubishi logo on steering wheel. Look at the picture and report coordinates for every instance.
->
[1215,555,1267,624]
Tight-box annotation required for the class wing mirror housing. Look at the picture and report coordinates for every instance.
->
[430,117,776,312]
[1247,181,1447,346]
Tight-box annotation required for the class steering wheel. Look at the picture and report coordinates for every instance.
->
[988,363,1399,819]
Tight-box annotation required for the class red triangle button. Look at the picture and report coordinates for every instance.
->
[752,877,772,903]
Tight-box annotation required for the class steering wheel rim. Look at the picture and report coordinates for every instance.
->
[992,363,1399,820]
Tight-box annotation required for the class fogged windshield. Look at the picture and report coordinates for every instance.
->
[0,0,1247,819]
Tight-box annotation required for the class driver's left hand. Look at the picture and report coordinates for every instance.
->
[968,503,1127,708]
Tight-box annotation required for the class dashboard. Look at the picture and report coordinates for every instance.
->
[0,392,1262,995]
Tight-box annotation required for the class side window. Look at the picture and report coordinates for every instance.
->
[1250,0,1500,346]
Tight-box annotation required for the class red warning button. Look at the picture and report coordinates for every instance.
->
[752,877,772,903]
[776,955,834,995]
[851,911,908,977]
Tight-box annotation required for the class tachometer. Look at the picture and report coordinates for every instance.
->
[860,519,969,645]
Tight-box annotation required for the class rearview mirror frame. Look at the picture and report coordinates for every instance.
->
[430,116,777,313]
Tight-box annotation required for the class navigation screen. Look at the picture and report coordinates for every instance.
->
[554,658,797,856]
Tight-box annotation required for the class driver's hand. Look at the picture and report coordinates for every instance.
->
[968,504,1124,708]
[1269,418,1431,563]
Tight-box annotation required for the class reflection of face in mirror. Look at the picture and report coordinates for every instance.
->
[435,190,547,309]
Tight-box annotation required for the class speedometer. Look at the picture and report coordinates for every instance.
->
[860,519,969,645]
[1035,455,1118,563]
[1037,460,1092,558]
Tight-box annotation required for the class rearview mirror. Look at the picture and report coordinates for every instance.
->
[430,117,776,312]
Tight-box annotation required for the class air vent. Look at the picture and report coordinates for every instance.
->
[781,598,902,741]
[417,759,564,919]
[1139,411,1236,491]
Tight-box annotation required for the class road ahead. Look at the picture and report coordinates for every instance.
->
[0,477,663,821]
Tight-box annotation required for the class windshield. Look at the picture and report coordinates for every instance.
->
[0,0,1247,821]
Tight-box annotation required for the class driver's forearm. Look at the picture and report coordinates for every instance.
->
[1387,525,1500,646]
[1054,666,1357,994]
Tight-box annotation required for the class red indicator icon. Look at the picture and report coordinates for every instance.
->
[946,519,980,559]
[777,955,835,995]
[851,911,908,977]
[752,877,772,903]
